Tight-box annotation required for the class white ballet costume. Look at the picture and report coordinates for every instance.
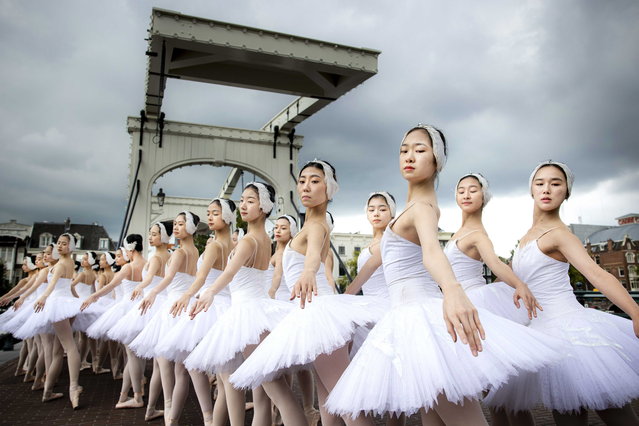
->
[444,234,529,325]
[184,253,293,374]
[129,271,195,359]
[4,279,50,337]
[326,215,563,417]
[13,270,82,339]
[484,232,639,413]
[156,255,231,363]
[229,243,386,389]
[107,269,167,345]
[350,247,392,357]
[72,280,108,333]
[86,278,139,340]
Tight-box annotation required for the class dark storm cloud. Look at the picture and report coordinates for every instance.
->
[0,0,637,238]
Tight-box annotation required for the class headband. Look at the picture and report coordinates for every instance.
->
[210,198,235,225]
[51,246,60,260]
[402,124,447,174]
[326,211,334,233]
[278,215,298,237]
[180,211,197,234]
[86,252,96,265]
[456,173,492,207]
[366,192,397,217]
[529,160,574,199]
[105,252,116,266]
[25,256,37,271]
[154,222,171,244]
[246,182,274,215]
[119,247,130,262]
[309,159,339,200]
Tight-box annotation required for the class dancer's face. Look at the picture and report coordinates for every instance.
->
[81,253,90,268]
[173,214,190,240]
[399,129,437,183]
[115,249,127,266]
[367,196,392,231]
[99,254,108,269]
[531,165,568,211]
[207,202,227,231]
[21,259,29,272]
[43,246,53,264]
[56,235,71,256]
[36,253,45,268]
[456,177,484,213]
[240,187,263,222]
[274,218,292,243]
[149,224,163,247]
[298,166,328,208]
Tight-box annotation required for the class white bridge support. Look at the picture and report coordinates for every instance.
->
[126,117,303,239]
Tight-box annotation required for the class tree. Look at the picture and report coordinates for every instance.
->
[336,250,360,292]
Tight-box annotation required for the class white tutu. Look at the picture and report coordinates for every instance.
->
[86,279,138,339]
[184,296,292,374]
[14,278,81,339]
[484,307,639,412]
[73,297,115,333]
[129,272,194,359]
[326,281,563,417]
[467,282,530,326]
[0,305,21,334]
[230,293,386,388]
[107,294,165,345]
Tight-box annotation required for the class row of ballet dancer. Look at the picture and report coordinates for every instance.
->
[1,123,638,426]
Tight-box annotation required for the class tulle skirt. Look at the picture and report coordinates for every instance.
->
[13,296,82,339]
[467,282,530,325]
[107,294,167,345]
[230,294,386,389]
[184,297,292,374]
[484,307,639,413]
[73,297,115,333]
[4,295,53,337]
[156,295,232,363]
[326,290,563,417]
[86,297,136,339]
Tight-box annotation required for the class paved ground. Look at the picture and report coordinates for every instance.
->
[0,349,637,425]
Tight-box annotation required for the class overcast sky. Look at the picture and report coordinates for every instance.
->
[1,0,637,256]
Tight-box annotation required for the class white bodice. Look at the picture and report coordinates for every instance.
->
[444,240,486,292]
[229,266,268,303]
[282,244,333,296]
[357,247,389,298]
[75,282,95,299]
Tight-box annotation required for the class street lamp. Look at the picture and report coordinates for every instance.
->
[157,188,166,207]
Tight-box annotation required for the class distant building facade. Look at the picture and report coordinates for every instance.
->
[576,213,639,292]
[0,220,32,284]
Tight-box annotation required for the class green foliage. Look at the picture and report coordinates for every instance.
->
[569,264,589,290]
[336,249,360,292]
[236,209,247,233]
[193,234,210,255]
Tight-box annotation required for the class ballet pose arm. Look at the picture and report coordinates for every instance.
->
[325,252,338,293]
[473,234,542,319]
[9,271,46,309]
[344,246,382,295]
[556,230,639,338]
[414,203,485,356]
[130,255,164,301]
[70,271,88,298]
[81,264,132,310]
[190,236,258,318]
[0,276,31,306]
[290,222,328,308]
[139,250,185,315]
[268,252,284,299]
[170,240,223,317]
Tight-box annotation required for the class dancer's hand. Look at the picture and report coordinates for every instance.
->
[81,294,98,311]
[0,296,10,307]
[513,284,542,320]
[33,296,47,313]
[290,270,318,308]
[13,297,25,310]
[442,285,485,356]
[190,290,213,319]
[268,287,276,299]
[130,285,145,301]
[170,293,192,317]
[138,292,157,315]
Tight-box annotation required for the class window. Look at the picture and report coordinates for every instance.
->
[618,267,625,277]
[338,245,345,256]
[594,255,600,264]
[39,233,52,247]
[626,252,636,263]
[630,278,639,291]
[99,238,110,250]
[354,246,361,254]
[0,247,13,265]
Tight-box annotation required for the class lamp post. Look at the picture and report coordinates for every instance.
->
[157,188,166,207]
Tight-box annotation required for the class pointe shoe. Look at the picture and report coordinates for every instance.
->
[42,390,64,402]
[94,367,110,375]
[31,378,45,391]
[245,402,254,411]
[145,409,164,421]
[70,385,83,410]
[23,374,35,383]
[80,361,91,371]
[304,407,320,426]
[115,397,144,409]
